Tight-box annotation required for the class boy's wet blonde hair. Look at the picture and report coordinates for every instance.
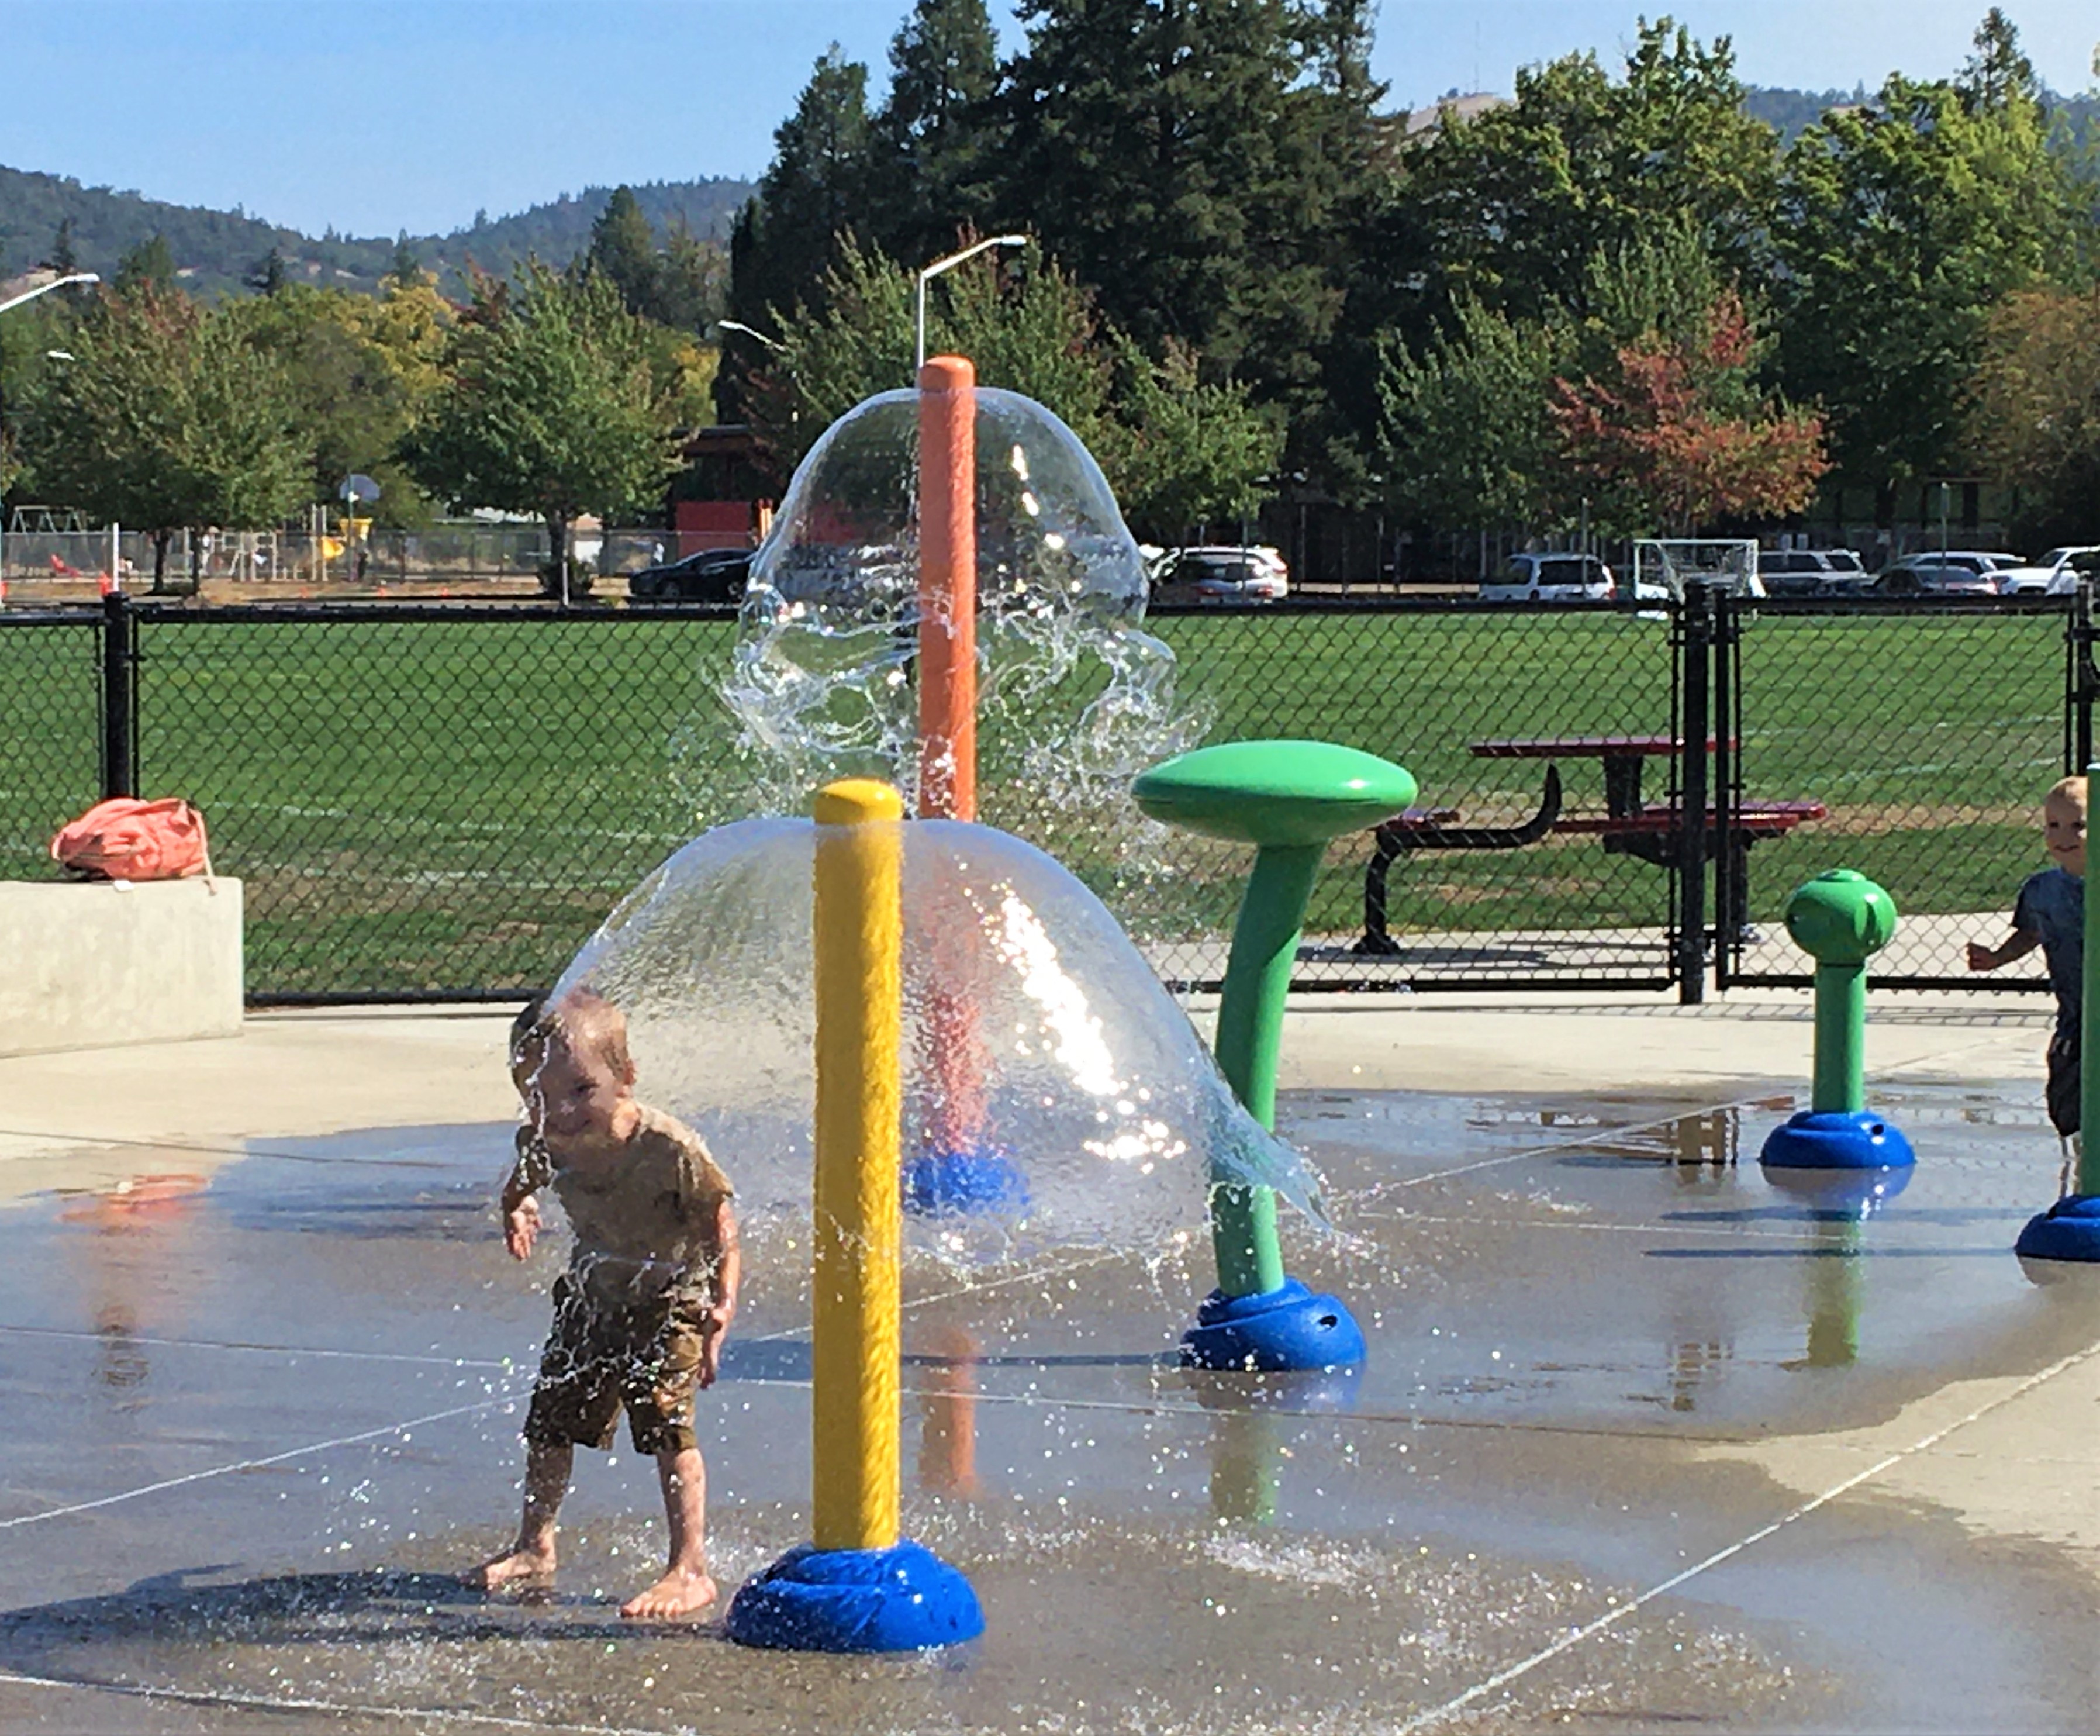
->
[510,989,633,1081]
[2047,776,2088,812]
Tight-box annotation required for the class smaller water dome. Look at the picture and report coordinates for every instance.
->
[726,387,1192,817]
[547,816,1327,1265]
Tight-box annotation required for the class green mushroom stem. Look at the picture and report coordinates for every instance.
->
[1133,739,1417,1303]
[1210,841,1322,1296]
[1811,961,1867,1116]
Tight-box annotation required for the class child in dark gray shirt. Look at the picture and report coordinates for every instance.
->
[1971,777,2087,1165]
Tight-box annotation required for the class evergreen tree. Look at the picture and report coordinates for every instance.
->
[728,46,873,330]
[115,233,177,295]
[42,217,78,276]
[245,247,288,295]
[997,0,1379,465]
[588,185,664,320]
[867,0,1003,263]
[388,236,423,287]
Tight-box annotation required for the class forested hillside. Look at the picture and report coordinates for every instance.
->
[0,167,752,300]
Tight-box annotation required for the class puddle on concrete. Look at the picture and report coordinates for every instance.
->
[1,1083,2095,1731]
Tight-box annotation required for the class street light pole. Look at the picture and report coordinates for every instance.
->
[915,236,1027,375]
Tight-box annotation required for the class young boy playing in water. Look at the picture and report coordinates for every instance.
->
[467,991,740,1619]
[1970,776,2087,1181]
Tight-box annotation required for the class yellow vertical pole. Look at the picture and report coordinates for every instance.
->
[810,777,905,1552]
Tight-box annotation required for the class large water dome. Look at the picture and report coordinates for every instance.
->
[549,815,1324,1265]
[724,386,1202,826]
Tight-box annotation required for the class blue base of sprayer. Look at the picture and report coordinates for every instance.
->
[1763,1161,1912,1219]
[2015,1193,2100,1264]
[724,1540,984,1652]
[1760,1109,1915,1172]
[904,1144,1029,1217]
[1180,1276,1366,1372]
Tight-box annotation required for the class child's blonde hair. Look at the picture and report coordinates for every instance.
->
[2047,775,2088,812]
[510,988,633,1082]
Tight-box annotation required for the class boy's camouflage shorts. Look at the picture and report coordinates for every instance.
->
[523,1273,714,1456]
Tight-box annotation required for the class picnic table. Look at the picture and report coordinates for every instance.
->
[1354,734,1825,955]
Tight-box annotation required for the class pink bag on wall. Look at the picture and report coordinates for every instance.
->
[50,798,212,881]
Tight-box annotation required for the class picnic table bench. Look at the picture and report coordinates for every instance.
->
[1353,735,1825,955]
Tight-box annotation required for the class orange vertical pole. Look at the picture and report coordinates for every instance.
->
[913,357,990,1176]
[917,356,977,823]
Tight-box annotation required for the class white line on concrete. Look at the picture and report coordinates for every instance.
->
[0,1666,678,1735]
[1393,1334,2100,1732]
[0,1396,516,1531]
[0,1323,513,1368]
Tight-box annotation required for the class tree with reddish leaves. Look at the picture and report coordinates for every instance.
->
[1548,291,1828,536]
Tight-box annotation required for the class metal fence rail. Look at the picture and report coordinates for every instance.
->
[0,591,2075,1003]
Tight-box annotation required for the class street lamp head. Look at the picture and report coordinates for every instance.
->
[914,234,1030,374]
[0,271,101,317]
[713,319,783,354]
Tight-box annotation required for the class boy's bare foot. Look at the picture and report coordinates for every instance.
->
[620,1568,717,1620]
[465,1544,557,1592]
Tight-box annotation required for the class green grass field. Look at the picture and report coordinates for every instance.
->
[0,603,2069,995]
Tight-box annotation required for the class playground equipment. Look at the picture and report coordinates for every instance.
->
[2018,777,2100,1261]
[724,779,983,1652]
[1759,869,1915,1178]
[1133,738,1416,1370]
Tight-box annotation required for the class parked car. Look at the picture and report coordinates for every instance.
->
[627,548,752,603]
[1998,546,2100,596]
[1756,548,1871,596]
[1480,552,1614,602]
[1149,546,1289,603]
[1873,551,2019,597]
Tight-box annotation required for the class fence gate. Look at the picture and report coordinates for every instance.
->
[1715,589,2076,995]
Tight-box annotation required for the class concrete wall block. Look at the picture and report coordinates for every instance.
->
[0,879,244,1057]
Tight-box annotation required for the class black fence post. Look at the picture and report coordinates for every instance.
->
[1676,584,1711,1005]
[1711,592,1737,992]
[99,591,136,799]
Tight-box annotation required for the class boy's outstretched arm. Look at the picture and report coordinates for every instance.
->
[697,1197,740,1389]
[499,1161,543,1261]
[1969,927,2042,972]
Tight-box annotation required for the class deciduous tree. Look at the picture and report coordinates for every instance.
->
[28,285,311,589]
[1549,292,1828,534]
[745,239,1277,538]
[1775,12,2078,511]
[1967,285,2100,547]
[400,263,680,599]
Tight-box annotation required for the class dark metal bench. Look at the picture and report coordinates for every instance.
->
[1352,767,1563,955]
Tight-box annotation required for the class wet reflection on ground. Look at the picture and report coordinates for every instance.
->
[1,1081,2094,1732]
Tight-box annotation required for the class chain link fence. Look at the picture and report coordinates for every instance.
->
[1719,593,2075,992]
[1,525,692,598]
[0,592,2077,1002]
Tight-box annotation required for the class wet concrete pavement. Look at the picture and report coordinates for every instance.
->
[5,999,2100,1732]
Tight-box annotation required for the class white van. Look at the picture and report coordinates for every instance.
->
[1479,552,1613,603]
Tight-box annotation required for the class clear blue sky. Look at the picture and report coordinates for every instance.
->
[0,1,2091,239]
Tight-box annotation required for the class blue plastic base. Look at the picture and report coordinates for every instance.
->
[1762,1161,1912,1218]
[1180,1276,1366,1372]
[1760,1109,1915,1171]
[723,1539,984,1652]
[2015,1193,2100,1263]
[903,1144,1029,1217]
